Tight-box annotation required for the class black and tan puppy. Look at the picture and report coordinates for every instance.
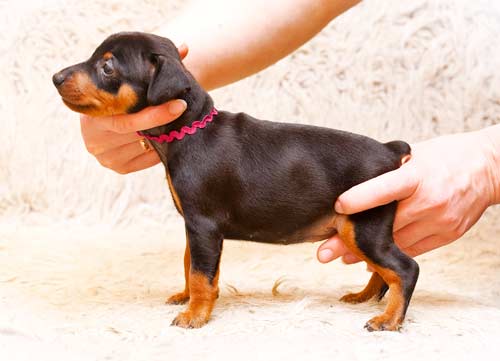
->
[53,32,419,331]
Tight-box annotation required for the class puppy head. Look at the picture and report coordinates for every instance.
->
[52,32,191,116]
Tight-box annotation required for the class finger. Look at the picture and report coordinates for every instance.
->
[317,235,349,263]
[97,139,154,169]
[97,100,187,134]
[392,190,434,231]
[178,43,189,60]
[392,199,417,232]
[119,150,161,174]
[334,165,418,215]
[401,235,448,258]
[393,220,441,250]
[342,253,362,264]
[81,129,142,156]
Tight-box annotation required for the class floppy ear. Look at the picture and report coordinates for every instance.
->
[147,54,191,105]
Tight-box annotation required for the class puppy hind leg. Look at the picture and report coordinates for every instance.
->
[340,272,387,304]
[364,257,418,332]
[335,207,419,331]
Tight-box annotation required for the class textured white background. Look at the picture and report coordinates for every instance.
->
[1,0,500,228]
[0,1,499,360]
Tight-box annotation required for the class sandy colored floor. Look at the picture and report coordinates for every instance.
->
[0,209,499,361]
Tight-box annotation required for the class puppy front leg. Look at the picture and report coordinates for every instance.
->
[171,223,223,328]
[166,231,191,305]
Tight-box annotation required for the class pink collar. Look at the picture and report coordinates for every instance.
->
[137,107,218,143]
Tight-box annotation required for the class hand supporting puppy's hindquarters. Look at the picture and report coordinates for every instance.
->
[317,129,500,263]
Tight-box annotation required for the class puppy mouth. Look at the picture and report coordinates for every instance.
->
[56,78,99,114]
[61,98,96,114]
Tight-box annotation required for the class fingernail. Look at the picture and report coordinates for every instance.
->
[334,200,344,214]
[318,249,335,263]
[167,99,187,115]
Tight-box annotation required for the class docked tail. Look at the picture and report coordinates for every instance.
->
[384,140,411,165]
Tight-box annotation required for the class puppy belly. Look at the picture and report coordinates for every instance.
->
[224,213,339,245]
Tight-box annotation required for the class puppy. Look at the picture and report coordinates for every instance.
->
[53,32,419,331]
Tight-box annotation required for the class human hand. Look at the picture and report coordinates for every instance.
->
[79,44,189,174]
[317,130,499,264]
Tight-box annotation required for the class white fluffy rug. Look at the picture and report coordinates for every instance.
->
[1,0,499,360]
[0,220,499,361]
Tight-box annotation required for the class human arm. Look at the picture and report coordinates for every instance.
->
[162,0,361,90]
[80,0,361,173]
[317,124,500,263]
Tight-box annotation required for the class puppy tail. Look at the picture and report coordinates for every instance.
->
[384,140,411,166]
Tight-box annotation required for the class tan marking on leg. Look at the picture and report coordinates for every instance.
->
[163,170,188,304]
[212,250,222,299]
[166,234,191,305]
[166,171,183,216]
[364,268,404,331]
[335,215,405,331]
[171,272,218,328]
[340,272,385,304]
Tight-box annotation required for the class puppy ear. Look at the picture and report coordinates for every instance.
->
[147,54,191,106]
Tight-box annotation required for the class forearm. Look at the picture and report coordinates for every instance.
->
[479,124,500,205]
[160,0,361,90]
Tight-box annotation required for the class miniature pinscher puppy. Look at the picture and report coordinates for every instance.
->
[53,32,419,331]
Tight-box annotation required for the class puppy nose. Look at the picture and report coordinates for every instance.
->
[52,72,66,87]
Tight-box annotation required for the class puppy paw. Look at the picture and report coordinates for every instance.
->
[364,315,402,332]
[166,291,190,305]
[171,311,209,329]
[340,292,372,304]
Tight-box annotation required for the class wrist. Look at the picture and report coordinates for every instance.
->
[477,125,500,205]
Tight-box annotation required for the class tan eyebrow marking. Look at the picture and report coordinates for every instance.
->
[103,52,113,60]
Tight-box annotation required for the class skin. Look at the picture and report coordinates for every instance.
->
[80,0,359,173]
[80,44,189,173]
[79,0,500,262]
[317,125,500,264]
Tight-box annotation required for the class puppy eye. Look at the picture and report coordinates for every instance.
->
[102,59,114,76]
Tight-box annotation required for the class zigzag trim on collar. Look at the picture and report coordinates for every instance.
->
[137,107,218,143]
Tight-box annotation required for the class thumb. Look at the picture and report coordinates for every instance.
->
[97,100,187,134]
[335,164,418,214]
